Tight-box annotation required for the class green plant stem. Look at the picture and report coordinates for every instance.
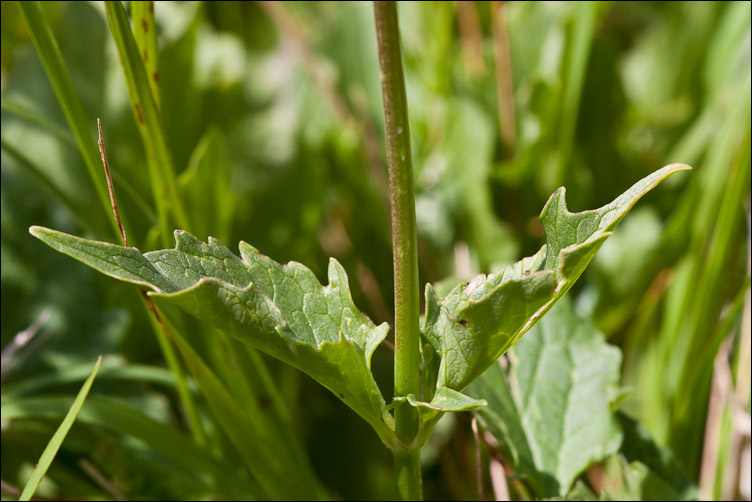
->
[105,0,190,246]
[374,1,422,499]
[394,449,422,501]
[143,299,207,447]
[131,1,160,109]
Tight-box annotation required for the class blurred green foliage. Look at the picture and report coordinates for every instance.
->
[1,1,749,500]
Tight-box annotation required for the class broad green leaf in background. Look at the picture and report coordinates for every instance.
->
[469,299,623,497]
[423,164,690,393]
[28,226,396,447]
[609,413,700,501]
[561,480,600,501]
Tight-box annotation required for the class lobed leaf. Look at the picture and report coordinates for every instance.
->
[29,226,396,446]
[423,164,690,392]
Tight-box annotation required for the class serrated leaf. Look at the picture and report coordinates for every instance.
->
[469,299,624,497]
[424,164,690,392]
[29,226,396,445]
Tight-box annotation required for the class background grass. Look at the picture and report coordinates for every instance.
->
[1,1,749,500]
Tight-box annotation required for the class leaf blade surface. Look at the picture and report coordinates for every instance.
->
[424,164,690,392]
[469,299,623,497]
[29,226,394,444]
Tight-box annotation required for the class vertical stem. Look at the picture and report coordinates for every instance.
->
[131,1,160,109]
[374,1,422,500]
[98,119,206,447]
[491,1,516,158]
[471,418,485,500]
[394,449,422,501]
[457,1,485,76]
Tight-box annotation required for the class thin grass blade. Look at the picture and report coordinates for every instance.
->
[18,356,102,501]
[104,1,189,243]
[17,1,121,239]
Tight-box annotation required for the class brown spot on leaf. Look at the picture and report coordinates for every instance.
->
[152,71,159,83]
[524,270,530,276]
[142,49,148,63]
[135,103,144,124]
[148,3,154,13]
[339,393,345,399]
[459,319,468,327]
[140,17,149,33]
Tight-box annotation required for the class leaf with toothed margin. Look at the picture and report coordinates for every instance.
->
[423,164,691,393]
[29,227,396,445]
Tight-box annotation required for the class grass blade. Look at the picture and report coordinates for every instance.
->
[17,1,121,239]
[153,305,328,501]
[131,1,160,109]
[0,97,76,147]
[2,394,261,499]
[0,137,89,228]
[552,1,598,189]
[104,0,189,244]
[18,356,102,501]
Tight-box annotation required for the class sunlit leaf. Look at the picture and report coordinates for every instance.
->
[423,164,690,392]
[29,226,396,446]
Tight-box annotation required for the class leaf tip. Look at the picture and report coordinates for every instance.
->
[327,257,348,289]
[238,240,262,263]
[28,225,61,248]
[539,186,567,222]
[665,162,692,172]
[424,282,438,301]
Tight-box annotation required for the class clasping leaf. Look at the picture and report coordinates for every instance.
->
[423,164,690,393]
[30,164,689,449]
